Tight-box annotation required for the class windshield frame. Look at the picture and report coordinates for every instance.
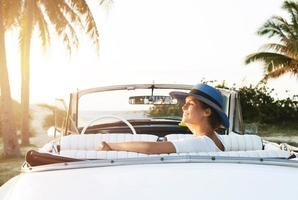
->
[65,84,236,135]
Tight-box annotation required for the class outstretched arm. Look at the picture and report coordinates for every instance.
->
[100,141,176,154]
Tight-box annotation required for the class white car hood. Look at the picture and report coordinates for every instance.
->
[1,162,298,200]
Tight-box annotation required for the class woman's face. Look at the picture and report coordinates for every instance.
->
[181,96,210,125]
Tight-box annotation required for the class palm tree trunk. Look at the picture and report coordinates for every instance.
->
[21,0,33,146]
[0,2,21,157]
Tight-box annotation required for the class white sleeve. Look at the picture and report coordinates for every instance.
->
[171,136,219,153]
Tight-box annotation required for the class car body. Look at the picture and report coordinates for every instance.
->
[1,84,297,200]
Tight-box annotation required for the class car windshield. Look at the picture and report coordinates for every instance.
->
[77,87,228,127]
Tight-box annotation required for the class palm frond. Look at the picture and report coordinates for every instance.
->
[54,0,83,29]
[17,0,102,55]
[257,19,291,43]
[42,0,80,53]
[69,0,100,51]
[245,52,293,66]
[282,1,298,34]
[246,52,298,80]
[34,2,50,49]
[261,66,292,81]
[246,1,298,81]
[258,43,297,58]
[3,0,21,28]
[271,16,297,41]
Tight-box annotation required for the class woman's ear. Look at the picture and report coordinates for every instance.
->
[203,108,212,117]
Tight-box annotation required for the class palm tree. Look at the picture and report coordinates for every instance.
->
[0,0,21,157]
[245,1,298,82]
[19,0,107,145]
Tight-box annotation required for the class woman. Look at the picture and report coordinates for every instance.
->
[99,83,229,154]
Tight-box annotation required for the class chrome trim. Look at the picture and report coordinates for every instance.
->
[22,155,298,173]
[76,84,194,98]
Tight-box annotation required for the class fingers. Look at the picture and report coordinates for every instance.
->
[100,141,112,151]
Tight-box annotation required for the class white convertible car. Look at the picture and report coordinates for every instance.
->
[1,84,298,200]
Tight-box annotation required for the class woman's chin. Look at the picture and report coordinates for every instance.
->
[181,118,188,124]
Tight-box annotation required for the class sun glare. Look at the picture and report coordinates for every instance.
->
[5,30,21,103]
[4,0,298,106]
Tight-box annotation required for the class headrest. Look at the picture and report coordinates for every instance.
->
[221,134,263,151]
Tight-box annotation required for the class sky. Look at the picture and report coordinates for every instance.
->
[6,0,298,104]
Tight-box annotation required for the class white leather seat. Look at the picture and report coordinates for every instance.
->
[58,133,263,152]
[55,133,289,160]
[165,134,263,151]
[59,133,158,151]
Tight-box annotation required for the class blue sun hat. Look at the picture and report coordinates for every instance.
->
[170,83,229,129]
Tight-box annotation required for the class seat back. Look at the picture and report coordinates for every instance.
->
[60,133,158,151]
[165,133,263,151]
[55,133,289,160]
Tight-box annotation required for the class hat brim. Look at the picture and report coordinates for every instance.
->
[170,91,229,129]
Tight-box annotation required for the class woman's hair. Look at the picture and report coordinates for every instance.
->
[198,101,222,129]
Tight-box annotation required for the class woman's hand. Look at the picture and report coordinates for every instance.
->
[100,141,112,151]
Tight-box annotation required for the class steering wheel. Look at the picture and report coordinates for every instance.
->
[80,115,137,135]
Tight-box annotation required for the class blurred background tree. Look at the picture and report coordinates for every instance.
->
[0,0,21,157]
[19,0,108,145]
[0,99,22,137]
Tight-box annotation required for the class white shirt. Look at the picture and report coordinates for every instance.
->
[171,135,225,153]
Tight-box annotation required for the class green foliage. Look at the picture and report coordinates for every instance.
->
[239,86,298,124]
[148,104,183,118]
[0,98,37,137]
[147,85,298,126]
[257,122,298,136]
[0,157,23,186]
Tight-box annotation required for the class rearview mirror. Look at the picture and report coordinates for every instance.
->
[129,95,177,105]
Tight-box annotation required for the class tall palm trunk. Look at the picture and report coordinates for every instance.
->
[0,2,20,157]
[21,0,33,145]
